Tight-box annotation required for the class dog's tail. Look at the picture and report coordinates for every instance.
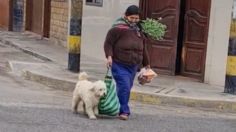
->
[78,72,88,81]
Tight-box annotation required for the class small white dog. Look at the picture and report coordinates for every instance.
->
[72,72,106,119]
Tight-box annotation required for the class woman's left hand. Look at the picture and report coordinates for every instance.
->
[107,56,113,67]
[145,65,151,69]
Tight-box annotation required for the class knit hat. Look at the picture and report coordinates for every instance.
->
[125,5,140,16]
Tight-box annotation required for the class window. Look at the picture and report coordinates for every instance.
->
[86,0,103,7]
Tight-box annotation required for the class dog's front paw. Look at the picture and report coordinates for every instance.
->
[89,116,97,120]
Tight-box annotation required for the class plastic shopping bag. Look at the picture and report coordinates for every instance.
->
[137,68,157,85]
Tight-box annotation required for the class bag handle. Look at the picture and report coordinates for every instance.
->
[106,67,112,78]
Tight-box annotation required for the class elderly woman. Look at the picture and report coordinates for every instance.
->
[104,5,150,120]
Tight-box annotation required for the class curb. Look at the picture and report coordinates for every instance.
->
[23,70,75,92]
[0,37,52,62]
[23,70,236,113]
[130,92,236,113]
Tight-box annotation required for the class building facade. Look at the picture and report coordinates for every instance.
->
[82,0,233,87]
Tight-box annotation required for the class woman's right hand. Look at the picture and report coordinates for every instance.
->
[107,56,112,67]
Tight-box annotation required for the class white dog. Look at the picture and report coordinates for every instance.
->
[72,72,106,119]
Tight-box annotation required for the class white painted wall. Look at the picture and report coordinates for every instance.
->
[81,0,139,61]
[205,0,233,86]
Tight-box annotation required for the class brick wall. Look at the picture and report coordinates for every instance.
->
[50,0,69,47]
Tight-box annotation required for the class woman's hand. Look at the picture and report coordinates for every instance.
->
[107,56,112,67]
[145,65,151,69]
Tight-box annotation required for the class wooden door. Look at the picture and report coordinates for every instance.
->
[43,0,51,38]
[140,0,181,75]
[26,0,50,37]
[181,0,211,80]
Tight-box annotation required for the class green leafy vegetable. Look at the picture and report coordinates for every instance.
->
[141,18,167,40]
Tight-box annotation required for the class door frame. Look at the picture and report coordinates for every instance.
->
[25,0,32,31]
[9,0,13,30]
[25,0,51,37]
[43,0,51,38]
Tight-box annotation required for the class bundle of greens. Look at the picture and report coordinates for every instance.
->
[140,18,167,40]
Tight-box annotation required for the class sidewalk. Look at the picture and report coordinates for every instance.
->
[1,30,236,113]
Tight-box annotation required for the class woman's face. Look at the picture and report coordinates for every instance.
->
[125,15,140,24]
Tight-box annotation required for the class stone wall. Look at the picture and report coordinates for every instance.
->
[50,0,69,47]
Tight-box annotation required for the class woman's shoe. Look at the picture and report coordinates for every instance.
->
[119,114,129,120]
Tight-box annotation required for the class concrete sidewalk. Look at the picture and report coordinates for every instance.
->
[1,30,236,113]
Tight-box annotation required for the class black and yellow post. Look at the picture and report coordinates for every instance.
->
[225,38,236,94]
[225,15,236,94]
[68,0,83,72]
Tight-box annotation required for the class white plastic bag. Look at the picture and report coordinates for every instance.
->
[137,68,157,85]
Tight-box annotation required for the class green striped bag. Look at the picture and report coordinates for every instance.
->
[98,69,120,116]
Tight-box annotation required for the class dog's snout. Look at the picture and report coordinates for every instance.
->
[103,92,106,96]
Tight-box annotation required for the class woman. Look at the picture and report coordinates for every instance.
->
[104,5,150,120]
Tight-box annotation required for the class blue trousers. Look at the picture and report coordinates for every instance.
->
[111,61,138,115]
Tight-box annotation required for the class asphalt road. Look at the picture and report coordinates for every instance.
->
[0,42,236,132]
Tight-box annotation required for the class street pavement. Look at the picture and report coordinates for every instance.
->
[0,42,236,132]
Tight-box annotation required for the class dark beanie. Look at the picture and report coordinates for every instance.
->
[125,5,140,16]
